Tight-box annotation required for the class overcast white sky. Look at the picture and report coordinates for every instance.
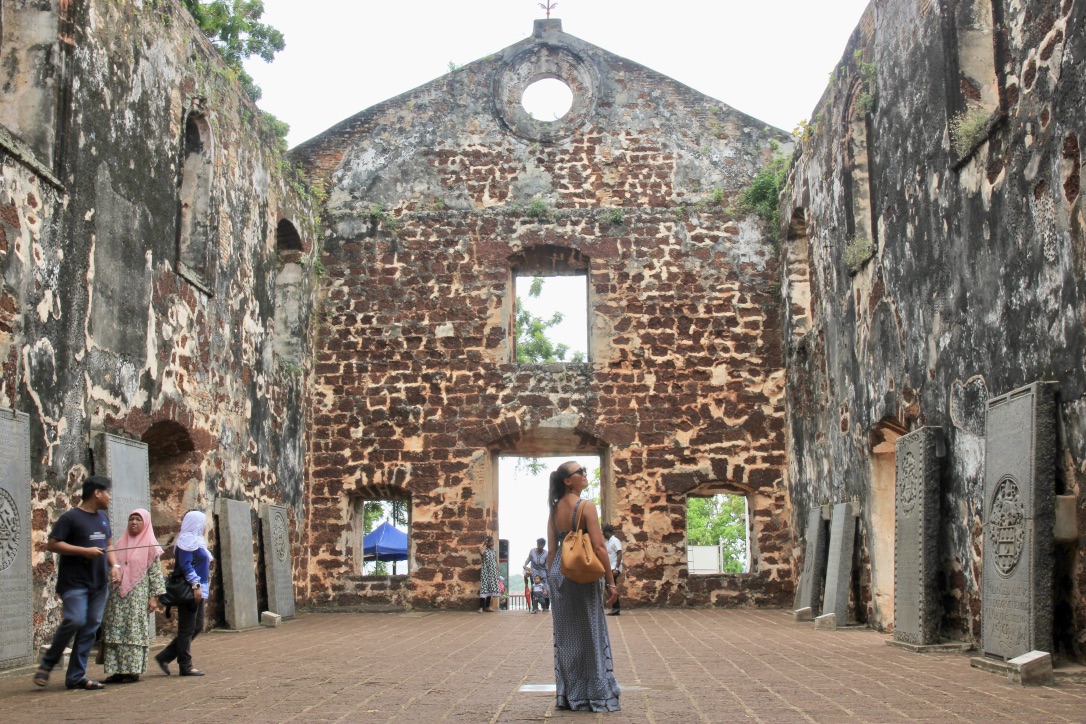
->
[244,0,871,148]
[244,1,871,586]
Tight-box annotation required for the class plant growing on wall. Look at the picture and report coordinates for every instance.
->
[526,198,554,221]
[949,107,991,155]
[738,144,792,241]
[844,237,875,273]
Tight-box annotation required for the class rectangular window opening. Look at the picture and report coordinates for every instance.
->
[686,493,750,574]
[353,497,411,576]
[513,274,589,363]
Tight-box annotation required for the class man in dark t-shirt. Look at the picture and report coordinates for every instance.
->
[34,476,120,690]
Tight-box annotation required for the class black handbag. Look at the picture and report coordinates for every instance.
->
[159,567,195,616]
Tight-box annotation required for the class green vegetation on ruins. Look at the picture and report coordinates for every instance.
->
[182,0,284,101]
[738,141,792,242]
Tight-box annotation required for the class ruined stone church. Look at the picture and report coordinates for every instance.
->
[0,0,1082,672]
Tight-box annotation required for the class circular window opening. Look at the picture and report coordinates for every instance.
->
[521,78,574,121]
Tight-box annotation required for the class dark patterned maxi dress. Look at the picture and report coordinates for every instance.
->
[480,547,501,597]
[549,500,621,712]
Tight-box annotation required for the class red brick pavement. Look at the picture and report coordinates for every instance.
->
[1,609,1084,722]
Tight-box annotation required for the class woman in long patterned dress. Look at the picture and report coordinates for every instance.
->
[546,461,621,712]
[478,535,501,612]
[100,508,165,683]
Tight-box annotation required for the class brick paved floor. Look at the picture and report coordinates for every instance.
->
[2,609,1084,722]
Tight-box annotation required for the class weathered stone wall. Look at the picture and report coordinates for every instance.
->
[0,0,317,644]
[783,0,1086,659]
[295,20,793,608]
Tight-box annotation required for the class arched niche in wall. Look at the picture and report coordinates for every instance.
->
[178,111,216,292]
[943,0,1004,156]
[785,208,813,341]
[273,218,306,368]
[844,83,876,275]
[0,1,65,170]
[867,417,908,631]
[142,419,199,544]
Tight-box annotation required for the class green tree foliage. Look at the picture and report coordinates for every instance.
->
[182,0,285,101]
[687,494,748,573]
[516,277,584,363]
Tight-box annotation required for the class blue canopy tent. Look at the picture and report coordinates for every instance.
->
[362,521,408,574]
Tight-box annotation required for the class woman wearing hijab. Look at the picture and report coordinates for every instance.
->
[100,508,166,683]
[154,510,212,677]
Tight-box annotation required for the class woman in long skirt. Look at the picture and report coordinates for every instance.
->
[478,535,501,612]
[100,508,165,683]
[546,461,621,712]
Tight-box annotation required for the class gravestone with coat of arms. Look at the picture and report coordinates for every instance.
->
[259,503,295,618]
[981,382,1056,660]
[0,410,32,669]
[893,427,942,645]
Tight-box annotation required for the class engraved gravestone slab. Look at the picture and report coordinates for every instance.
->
[982,382,1056,660]
[793,506,829,614]
[0,410,32,669]
[93,433,154,641]
[93,434,151,539]
[821,502,856,623]
[260,504,295,618]
[894,427,942,644]
[216,498,260,630]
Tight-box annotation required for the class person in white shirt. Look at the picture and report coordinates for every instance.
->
[602,524,622,616]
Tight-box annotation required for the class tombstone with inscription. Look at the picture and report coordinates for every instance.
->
[260,504,295,618]
[817,502,857,628]
[893,427,942,645]
[216,498,260,630]
[793,505,829,616]
[981,382,1055,660]
[92,433,155,642]
[0,410,33,670]
[92,433,152,544]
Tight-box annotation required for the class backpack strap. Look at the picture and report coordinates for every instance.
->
[571,499,585,532]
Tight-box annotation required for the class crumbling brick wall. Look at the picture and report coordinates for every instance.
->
[296,20,794,608]
[0,0,317,645]
[783,0,1086,659]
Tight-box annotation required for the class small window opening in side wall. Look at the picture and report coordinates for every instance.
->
[686,493,750,574]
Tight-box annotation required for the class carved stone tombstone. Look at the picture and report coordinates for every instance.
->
[260,504,295,618]
[819,502,857,626]
[92,433,154,640]
[216,497,260,630]
[92,433,151,540]
[0,410,32,669]
[893,427,942,645]
[793,505,829,615]
[982,382,1056,660]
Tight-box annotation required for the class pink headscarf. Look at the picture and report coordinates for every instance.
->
[115,508,164,597]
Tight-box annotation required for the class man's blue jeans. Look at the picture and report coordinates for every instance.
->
[39,586,110,687]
